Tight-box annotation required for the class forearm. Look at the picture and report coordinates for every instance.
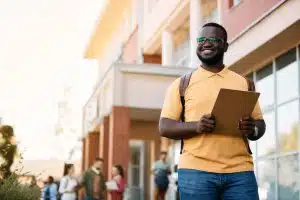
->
[159,118,199,140]
[247,119,266,141]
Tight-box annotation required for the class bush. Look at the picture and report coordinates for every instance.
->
[0,173,41,200]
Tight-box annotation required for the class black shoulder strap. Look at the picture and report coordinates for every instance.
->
[179,72,193,154]
[246,78,255,92]
[179,72,193,122]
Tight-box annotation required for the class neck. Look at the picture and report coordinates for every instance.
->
[201,61,224,73]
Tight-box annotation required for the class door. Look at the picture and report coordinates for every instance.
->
[126,140,145,200]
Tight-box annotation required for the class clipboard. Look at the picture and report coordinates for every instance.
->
[211,88,260,134]
[106,180,119,190]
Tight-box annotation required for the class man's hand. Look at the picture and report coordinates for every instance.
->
[238,116,255,136]
[196,114,216,133]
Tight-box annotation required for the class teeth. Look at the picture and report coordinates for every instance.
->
[203,49,213,53]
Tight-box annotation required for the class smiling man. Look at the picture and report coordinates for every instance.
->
[159,23,266,200]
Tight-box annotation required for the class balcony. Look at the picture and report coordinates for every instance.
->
[83,63,192,134]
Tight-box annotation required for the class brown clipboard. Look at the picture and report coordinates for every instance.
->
[211,88,260,134]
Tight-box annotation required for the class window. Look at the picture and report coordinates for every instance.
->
[276,48,298,104]
[257,159,276,200]
[278,154,300,199]
[247,46,300,200]
[229,0,242,8]
[277,101,299,152]
[257,111,276,156]
[256,63,274,109]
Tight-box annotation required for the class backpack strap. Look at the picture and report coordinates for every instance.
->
[179,72,193,154]
[246,78,255,92]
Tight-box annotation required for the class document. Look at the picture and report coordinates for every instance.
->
[211,88,260,134]
[105,180,119,190]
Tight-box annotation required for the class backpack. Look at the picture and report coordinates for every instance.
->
[178,71,255,154]
[154,170,169,190]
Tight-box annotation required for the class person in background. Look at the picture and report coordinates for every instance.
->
[107,165,126,200]
[43,176,58,200]
[152,152,171,200]
[170,165,179,200]
[59,163,78,200]
[81,157,106,200]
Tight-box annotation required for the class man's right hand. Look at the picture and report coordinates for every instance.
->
[196,114,216,133]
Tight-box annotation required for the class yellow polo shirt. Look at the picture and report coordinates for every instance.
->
[161,67,263,173]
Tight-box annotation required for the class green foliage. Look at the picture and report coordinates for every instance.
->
[0,174,41,200]
[0,125,41,199]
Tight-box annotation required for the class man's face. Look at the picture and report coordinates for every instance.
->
[196,26,228,66]
[94,160,103,170]
[160,153,167,161]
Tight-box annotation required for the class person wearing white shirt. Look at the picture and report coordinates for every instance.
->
[59,163,78,200]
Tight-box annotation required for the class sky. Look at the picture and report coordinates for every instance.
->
[0,0,105,160]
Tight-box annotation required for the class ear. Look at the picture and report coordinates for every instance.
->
[224,42,229,52]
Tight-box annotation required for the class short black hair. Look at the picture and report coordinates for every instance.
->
[95,157,104,162]
[48,176,54,184]
[202,22,228,42]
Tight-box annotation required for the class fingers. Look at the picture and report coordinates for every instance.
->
[201,117,215,126]
[197,114,216,133]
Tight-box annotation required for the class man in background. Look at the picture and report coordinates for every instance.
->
[152,152,171,200]
[80,157,106,200]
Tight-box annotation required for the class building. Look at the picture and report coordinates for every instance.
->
[82,0,300,199]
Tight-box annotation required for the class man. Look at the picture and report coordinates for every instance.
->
[159,23,266,200]
[42,176,58,200]
[81,157,106,200]
[152,151,171,200]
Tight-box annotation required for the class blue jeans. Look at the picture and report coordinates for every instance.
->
[178,169,259,200]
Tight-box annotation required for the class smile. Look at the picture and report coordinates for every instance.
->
[202,49,215,54]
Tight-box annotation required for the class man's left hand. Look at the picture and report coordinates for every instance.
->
[238,116,255,137]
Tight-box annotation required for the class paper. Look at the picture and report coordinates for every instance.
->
[105,180,119,190]
[211,88,260,135]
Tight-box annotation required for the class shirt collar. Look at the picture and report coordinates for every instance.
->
[198,66,229,78]
[91,167,100,175]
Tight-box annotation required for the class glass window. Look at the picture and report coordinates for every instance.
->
[132,167,140,186]
[246,73,253,81]
[257,111,276,156]
[131,147,140,165]
[249,141,256,159]
[233,0,241,6]
[256,64,274,109]
[278,154,299,200]
[276,48,298,104]
[257,159,276,200]
[277,101,299,152]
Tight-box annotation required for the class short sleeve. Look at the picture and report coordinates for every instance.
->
[160,78,182,120]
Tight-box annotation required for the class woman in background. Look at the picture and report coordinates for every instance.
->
[59,163,78,200]
[108,165,126,200]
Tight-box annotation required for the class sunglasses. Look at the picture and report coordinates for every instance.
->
[196,37,224,45]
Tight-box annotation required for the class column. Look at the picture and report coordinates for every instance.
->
[108,107,130,200]
[84,135,90,169]
[162,30,174,66]
[217,0,223,24]
[87,131,100,167]
[150,139,161,200]
[136,0,144,64]
[190,0,203,67]
[81,138,86,172]
[99,116,110,180]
